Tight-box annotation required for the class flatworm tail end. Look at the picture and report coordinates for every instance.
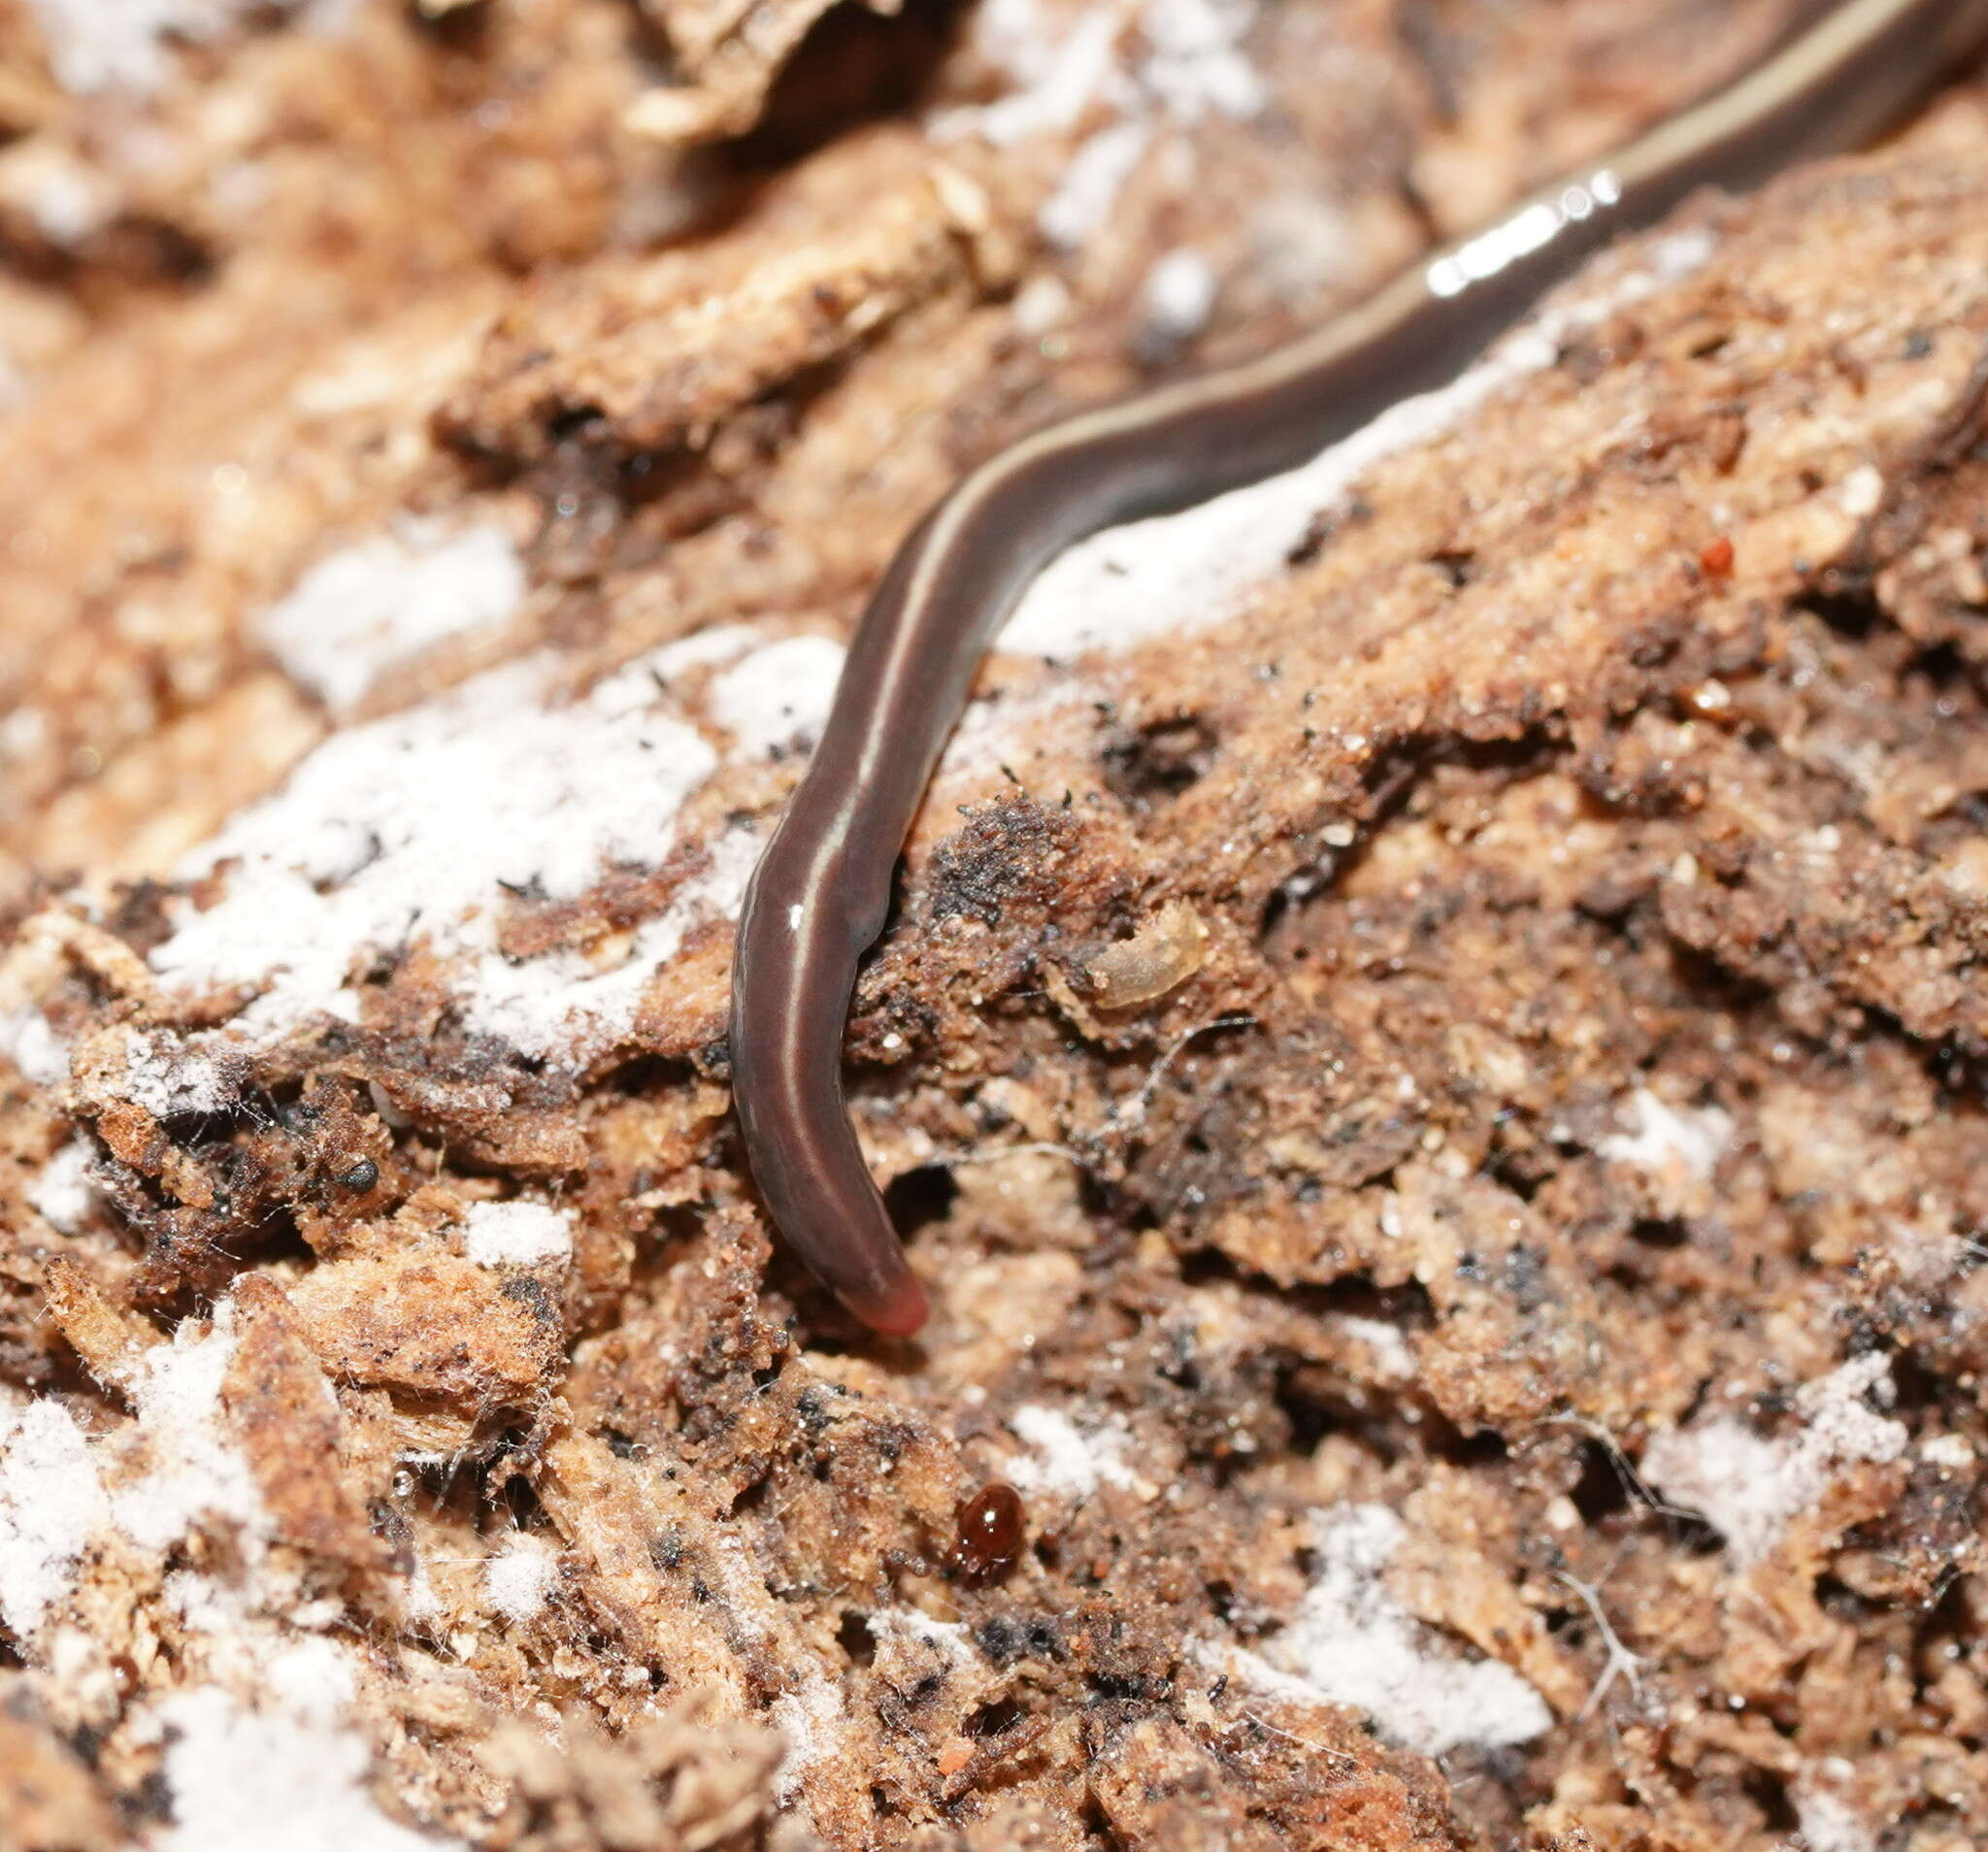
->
[845,1270,932,1338]
[731,811,933,1337]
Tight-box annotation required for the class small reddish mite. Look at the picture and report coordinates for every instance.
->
[936,1736,975,1779]
[1699,535,1736,578]
[948,1481,1025,1584]
[109,1653,140,1701]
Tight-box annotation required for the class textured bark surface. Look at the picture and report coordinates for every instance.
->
[3,1,1988,1849]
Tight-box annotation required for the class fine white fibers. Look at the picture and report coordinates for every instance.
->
[647,622,761,674]
[461,1200,573,1268]
[0,1292,419,1847]
[259,520,526,716]
[1211,1504,1552,1756]
[140,1587,450,1852]
[145,644,743,1060]
[994,224,1719,659]
[482,1533,558,1624]
[1598,1086,1733,1179]
[27,1138,98,1235]
[936,676,1093,787]
[868,1607,975,1667]
[165,1567,256,1637]
[0,1400,110,1638]
[1007,1404,1138,1497]
[706,634,845,757]
[141,629,825,1062]
[769,1670,845,1802]
[1640,1355,1908,1566]
[264,1636,360,1723]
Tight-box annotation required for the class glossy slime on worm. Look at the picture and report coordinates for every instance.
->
[730,0,1988,1335]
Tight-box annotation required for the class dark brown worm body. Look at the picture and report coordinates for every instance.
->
[731,0,1988,1335]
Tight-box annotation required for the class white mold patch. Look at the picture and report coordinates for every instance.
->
[259,520,527,717]
[1336,1313,1415,1383]
[1640,1354,1908,1566]
[461,1201,574,1269]
[932,0,1127,149]
[1792,1766,1876,1852]
[1007,1404,1138,1498]
[1137,0,1264,120]
[152,1658,459,1852]
[482,1533,558,1625]
[0,1295,274,1646]
[27,1137,99,1235]
[0,1400,110,1640]
[142,635,808,1064]
[1039,119,1152,250]
[768,1669,845,1803]
[706,634,844,758]
[113,1306,265,1556]
[2,1008,70,1088]
[119,1028,233,1120]
[868,1606,975,1669]
[1209,1503,1551,1756]
[1599,1086,1733,1180]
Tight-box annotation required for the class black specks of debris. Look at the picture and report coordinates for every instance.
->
[976,1612,1063,1666]
[929,797,1078,928]
[500,1273,559,1327]
[1286,494,1374,567]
